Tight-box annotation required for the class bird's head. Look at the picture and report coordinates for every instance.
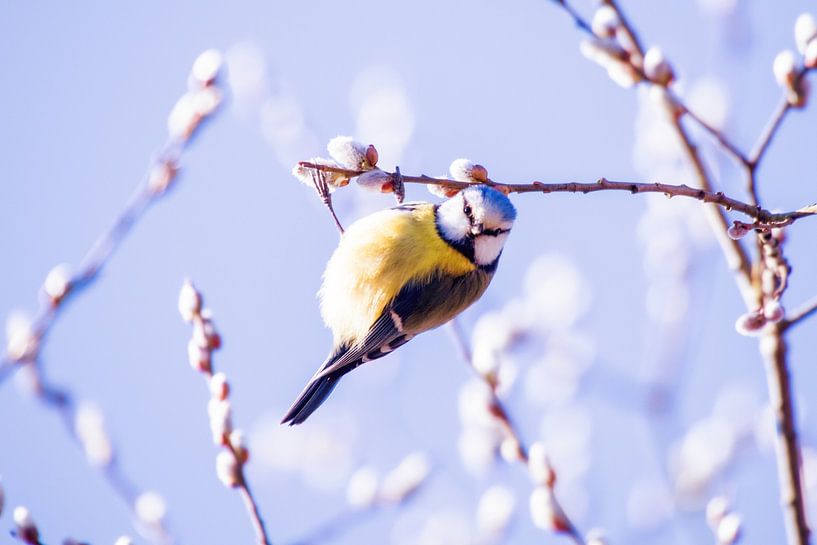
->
[436,185,517,267]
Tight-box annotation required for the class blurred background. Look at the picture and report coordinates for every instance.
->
[1,0,816,544]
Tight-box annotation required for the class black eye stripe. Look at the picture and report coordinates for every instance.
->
[481,228,509,237]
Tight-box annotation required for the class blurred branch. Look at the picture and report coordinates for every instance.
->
[298,162,816,227]
[551,2,813,545]
[448,319,587,545]
[549,0,751,168]
[750,97,795,169]
[25,361,172,544]
[782,295,817,331]
[288,508,377,545]
[0,50,224,385]
[760,328,811,545]
[179,281,272,545]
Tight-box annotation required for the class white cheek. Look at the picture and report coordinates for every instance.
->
[474,233,508,265]
[438,201,470,241]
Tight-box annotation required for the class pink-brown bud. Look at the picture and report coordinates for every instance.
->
[727,222,752,240]
[764,300,785,323]
[148,161,178,195]
[13,506,39,545]
[735,310,767,336]
[43,264,73,305]
[178,280,202,322]
[187,339,211,373]
[365,144,379,168]
[229,429,249,463]
[209,372,230,400]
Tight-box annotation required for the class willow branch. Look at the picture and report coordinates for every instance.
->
[553,2,812,544]
[288,508,379,545]
[782,295,817,332]
[750,97,794,169]
[761,328,811,545]
[26,361,172,543]
[550,0,751,168]
[181,284,272,545]
[298,162,815,227]
[448,319,586,545]
[0,54,224,385]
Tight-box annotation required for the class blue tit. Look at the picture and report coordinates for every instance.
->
[282,185,517,425]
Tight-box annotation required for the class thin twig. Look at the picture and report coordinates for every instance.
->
[749,97,793,169]
[550,0,751,168]
[236,470,271,545]
[760,327,811,545]
[553,2,812,544]
[297,162,816,226]
[181,285,272,545]
[0,55,224,386]
[26,362,172,544]
[671,115,758,308]
[448,319,587,545]
[782,295,817,332]
[679,103,751,166]
[288,508,378,545]
[606,0,646,60]
[549,0,593,34]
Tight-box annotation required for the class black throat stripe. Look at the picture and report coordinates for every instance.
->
[434,205,476,263]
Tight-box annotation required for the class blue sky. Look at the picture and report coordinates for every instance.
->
[2,1,816,544]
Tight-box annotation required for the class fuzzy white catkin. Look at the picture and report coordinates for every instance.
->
[529,486,567,531]
[586,529,608,545]
[643,47,674,85]
[476,485,516,535]
[379,452,431,503]
[13,506,34,529]
[499,435,524,463]
[44,264,72,301]
[191,49,223,86]
[5,312,37,363]
[795,14,817,55]
[346,467,380,508]
[448,158,487,183]
[773,50,797,88]
[764,300,785,323]
[209,372,230,400]
[75,402,113,467]
[706,496,729,528]
[113,536,134,545]
[327,136,369,170]
[178,280,201,322]
[717,513,742,544]
[208,398,233,444]
[216,451,240,488]
[591,5,619,38]
[135,492,166,526]
[188,339,211,372]
[527,442,552,485]
[579,39,640,88]
[291,157,349,191]
[806,40,817,69]
[356,168,393,192]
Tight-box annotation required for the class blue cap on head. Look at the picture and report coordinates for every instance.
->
[463,185,517,222]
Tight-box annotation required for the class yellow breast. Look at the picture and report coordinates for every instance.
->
[319,203,476,344]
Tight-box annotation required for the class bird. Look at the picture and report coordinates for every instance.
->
[281,184,517,425]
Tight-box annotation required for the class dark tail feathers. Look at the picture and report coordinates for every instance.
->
[281,349,358,425]
[280,373,340,425]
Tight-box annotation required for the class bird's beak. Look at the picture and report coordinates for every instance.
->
[470,223,484,237]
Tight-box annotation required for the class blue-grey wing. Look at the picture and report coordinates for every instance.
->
[315,269,493,379]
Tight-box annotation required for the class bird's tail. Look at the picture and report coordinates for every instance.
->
[281,347,354,426]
